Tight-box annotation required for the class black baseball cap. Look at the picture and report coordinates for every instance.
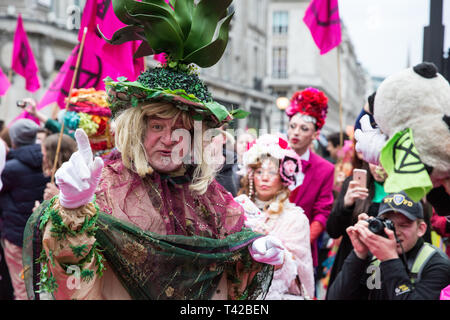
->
[377,191,423,221]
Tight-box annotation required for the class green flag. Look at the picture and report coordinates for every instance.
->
[380,128,432,202]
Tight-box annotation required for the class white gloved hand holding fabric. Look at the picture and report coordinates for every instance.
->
[55,129,104,209]
[249,235,285,266]
[354,114,387,165]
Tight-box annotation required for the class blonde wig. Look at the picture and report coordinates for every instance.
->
[114,102,218,195]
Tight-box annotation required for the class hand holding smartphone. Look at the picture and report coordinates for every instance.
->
[352,169,367,188]
[344,169,369,207]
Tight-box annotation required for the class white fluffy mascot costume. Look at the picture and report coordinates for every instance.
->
[355,62,450,207]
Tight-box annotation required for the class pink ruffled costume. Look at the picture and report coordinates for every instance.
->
[237,196,315,299]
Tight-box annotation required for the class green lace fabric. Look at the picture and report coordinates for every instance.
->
[23,198,273,300]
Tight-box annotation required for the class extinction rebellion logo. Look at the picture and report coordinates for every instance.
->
[392,131,425,174]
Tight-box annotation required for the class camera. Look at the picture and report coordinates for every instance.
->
[366,217,395,238]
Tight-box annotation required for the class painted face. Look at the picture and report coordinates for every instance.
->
[253,159,283,201]
[143,116,190,173]
[382,212,426,254]
[287,113,318,155]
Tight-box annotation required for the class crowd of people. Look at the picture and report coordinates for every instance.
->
[0,76,448,300]
[0,1,449,301]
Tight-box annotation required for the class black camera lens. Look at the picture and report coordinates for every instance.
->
[368,219,385,235]
[366,217,395,238]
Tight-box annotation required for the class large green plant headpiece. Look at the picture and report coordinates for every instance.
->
[99,0,248,127]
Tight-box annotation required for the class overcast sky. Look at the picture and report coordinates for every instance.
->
[339,0,450,78]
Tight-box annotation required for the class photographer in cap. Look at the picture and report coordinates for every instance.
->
[327,191,450,300]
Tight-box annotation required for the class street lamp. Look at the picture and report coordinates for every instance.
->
[276,97,290,132]
[276,97,290,110]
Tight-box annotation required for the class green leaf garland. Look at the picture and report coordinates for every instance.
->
[36,196,106,295]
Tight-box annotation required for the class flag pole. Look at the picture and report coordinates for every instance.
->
[50,27,88,184]
[336,44,344,148]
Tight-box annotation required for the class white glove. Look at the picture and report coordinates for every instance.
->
[55,129,104,209]
[354,114,387,165]
[249,235,285,266]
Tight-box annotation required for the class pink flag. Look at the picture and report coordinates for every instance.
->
[0,66,10,96]
[11,14,40,92]
[36,0,144,111]
[303,0,342,55]
[153,53,168,65]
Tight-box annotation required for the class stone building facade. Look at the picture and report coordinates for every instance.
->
[265,0,371,136]
[0,0,369,140]
[0,0,276,135]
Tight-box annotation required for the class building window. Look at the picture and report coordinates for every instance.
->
[247,107,262,130]
[273,11,288,34]
[272,47,287,79]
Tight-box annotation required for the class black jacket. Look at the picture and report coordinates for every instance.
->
[326,176,432,292]
[326,176,380,289]
[0,144,49,247]
[426,186,450,216]
[215,149,239,197]
[327,238,450,300]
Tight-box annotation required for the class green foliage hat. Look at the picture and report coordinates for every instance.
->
[100,0,249,127]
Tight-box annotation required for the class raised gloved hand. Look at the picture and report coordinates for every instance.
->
[249,235,285,266]
[354,114,387,165]
[55,129,104,209]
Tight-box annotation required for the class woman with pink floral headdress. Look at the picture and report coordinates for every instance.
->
[235,134,315,299]
[286,87,335,275]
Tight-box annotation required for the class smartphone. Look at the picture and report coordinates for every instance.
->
[16,100,26,108]
[353,169,367,188]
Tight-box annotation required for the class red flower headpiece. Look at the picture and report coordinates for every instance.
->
[285,87,328,130]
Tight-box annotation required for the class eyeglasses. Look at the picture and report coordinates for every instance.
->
[254,168,279,178]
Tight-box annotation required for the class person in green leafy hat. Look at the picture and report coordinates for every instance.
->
[22,0,281,300]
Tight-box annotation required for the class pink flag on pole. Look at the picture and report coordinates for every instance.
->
[0,66,10,96]
[303,0,342,55]
[36,0,144,111]
[11,14,40,92]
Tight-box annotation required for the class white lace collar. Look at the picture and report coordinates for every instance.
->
[254,194,287,213]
